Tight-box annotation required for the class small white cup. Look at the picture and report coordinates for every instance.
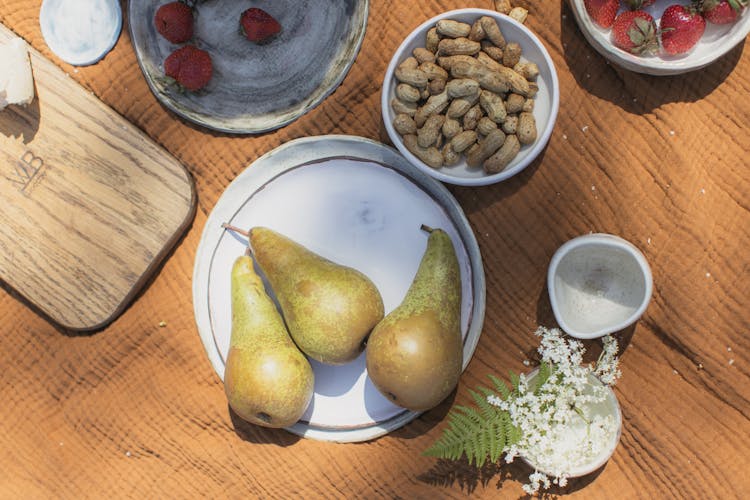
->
[547,234,652,339]
[520,370,623,478]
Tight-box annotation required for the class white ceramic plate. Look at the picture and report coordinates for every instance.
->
[192,135,485,442]
[40,0,122,66]
[381,8,560,186]
[568,0,750,75]
[128,1,368,133]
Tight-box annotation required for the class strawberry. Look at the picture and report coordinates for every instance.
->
[154,1,194,44]
[584,0,621,28]
[164,45,212,91]
[623,0,656,8]
[240,8,282,43]
[700,0,747,24]
[659,4,706,55]
[612,10,658,54]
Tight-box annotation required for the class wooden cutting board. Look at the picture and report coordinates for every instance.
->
[0,23,195,331]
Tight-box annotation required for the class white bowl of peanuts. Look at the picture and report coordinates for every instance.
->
[382,8,560,186]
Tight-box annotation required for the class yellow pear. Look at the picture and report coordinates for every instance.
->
[224,254,314,428]
[366,226,463,411]
[249,226,385,365]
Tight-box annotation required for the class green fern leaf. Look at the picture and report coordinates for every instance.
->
[424,377,521,467]
[509,370,521,393]
[489,374,511,400]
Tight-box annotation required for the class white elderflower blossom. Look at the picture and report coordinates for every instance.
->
[488,327,622,494]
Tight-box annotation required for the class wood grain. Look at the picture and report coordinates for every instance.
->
[1,0,749,498]
[0,23,195,330]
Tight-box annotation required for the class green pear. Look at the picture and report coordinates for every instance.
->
[366,225,463,411]
[249,226,385,365]
[224,254,314,428]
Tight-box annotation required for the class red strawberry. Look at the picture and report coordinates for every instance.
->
[240,8,282,43]
[154,1,194,44]
[612,10,658,54]
[701,0,746,24]
[584,0,621,28]
[164,45,212,91]
[659,4,706,55]
[623,0,656,8]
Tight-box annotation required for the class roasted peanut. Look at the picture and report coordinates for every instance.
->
[480,90,507,123]
[404,134,443,169]
[395,66,428,88]
[414,90,449,126]
[440,54,478,69]
[396,83,421,103]
[503,42,522,68]
[398,56,418,70]
[393,113,417,135]
[527,81,539,98]
[426,27,440,53]
[514,61,540,80]
[484,134,520,173]
[509,7,529,24]
[463,104,483,131]
[477,116,498,136]
[468,19,485,42]
[501,115,518,134]
[476,51,505,72]
[428,78,446,95]
[450,57,510,94]
[481,41,504,62]
[446,78,481,98]
[436,20,472,38]
[442,144,461,166]
[438,37,481,56]
[413,47,436,64]
[446,90,480,119]
[500,66,531,96]
[391,98,417,116]
[451,130,478,153]
[418,114,445,148]
[494,0,512,15]
[466,142,481,160]
[467,129,506,167]
[522,98,535,113]
[437,56,456,71]
[419,62,449,81]
[434,131,444,149]
[504,93,526,114]
[517,112,537,145]
[442,118,462,139]
[480,16,506,49]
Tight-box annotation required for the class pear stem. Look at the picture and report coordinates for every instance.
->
[222,223,249,236]
[222,223,252,255]
[421,224,434,233]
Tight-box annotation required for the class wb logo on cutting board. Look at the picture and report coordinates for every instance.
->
[6,150,47,194]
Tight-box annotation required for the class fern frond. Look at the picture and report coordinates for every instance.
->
[509,370,521,396]
[423,392,511,467]
[488,374,511,400]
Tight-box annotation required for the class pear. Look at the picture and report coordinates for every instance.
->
[366,225,463,411]
[223,253,314,428]
[249,226,385,365]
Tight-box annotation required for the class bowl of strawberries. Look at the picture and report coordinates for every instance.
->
[568,0,750,75]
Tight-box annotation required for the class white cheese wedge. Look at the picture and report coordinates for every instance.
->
[0,36,35,110]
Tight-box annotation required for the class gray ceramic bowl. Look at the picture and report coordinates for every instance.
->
[129,0,368,133]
